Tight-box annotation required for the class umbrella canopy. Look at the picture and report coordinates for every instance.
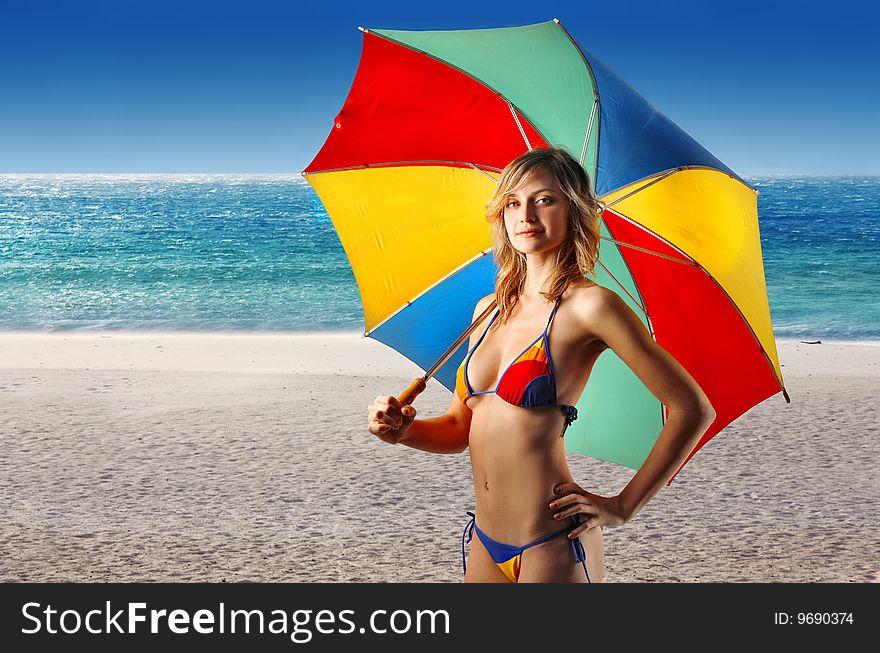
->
[303,19,787,483]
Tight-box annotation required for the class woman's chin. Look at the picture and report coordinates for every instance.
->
[515,242,564,256]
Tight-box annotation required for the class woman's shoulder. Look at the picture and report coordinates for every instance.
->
[565,278,611,304]
[473,292,496,314]
[564,280,625,328]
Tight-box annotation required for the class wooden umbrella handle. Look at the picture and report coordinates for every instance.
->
[397,377,427,406]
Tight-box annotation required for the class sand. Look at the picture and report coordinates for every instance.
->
[1,333,877,582]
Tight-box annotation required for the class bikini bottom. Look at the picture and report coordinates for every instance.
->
[461,510,590,583]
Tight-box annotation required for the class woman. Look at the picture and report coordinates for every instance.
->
[367,147,716,583]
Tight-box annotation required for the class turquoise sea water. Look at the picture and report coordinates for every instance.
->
[0,174,877,340]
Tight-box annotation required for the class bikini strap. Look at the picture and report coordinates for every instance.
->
[485,310,500,344]
[463,310,499,395]
[545,294,562,332]
[461,511,476,574]
[569,516,591,583]
[518,522,573,552]
[544,294,563,392]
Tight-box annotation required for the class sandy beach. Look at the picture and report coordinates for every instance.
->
[1,333,877,583]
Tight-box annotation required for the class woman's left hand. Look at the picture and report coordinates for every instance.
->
[550,482,630,538]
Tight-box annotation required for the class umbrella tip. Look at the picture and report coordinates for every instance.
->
[358,25,368,33]
[552,17,560,24]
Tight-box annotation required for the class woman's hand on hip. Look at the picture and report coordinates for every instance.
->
[367,394,417,445]
[549,481,630,538]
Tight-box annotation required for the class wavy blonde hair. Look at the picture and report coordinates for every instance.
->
[486,147,602,325]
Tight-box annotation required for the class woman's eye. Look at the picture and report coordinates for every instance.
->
[538,197,552,204]
[506,201,518,208]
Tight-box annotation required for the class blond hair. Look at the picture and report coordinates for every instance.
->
[486,147,602,324]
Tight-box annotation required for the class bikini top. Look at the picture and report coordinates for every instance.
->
[455,294,578,435]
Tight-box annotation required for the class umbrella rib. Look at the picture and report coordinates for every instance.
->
[362,248,495,338]
[468,163,501,182]
[600,168,679,209]
[552,18,602,176]
[595,258,647,317]
[302,160,504,176]
[599,235,697,267]
[603,207,696,263]
[507,102,533,150]
[696,264,789,398]
[600,166,760,201]
[580,95,598,167]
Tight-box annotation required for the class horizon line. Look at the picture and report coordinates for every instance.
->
[2,171,879,177]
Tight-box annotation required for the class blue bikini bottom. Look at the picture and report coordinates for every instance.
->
[461,511,590,583]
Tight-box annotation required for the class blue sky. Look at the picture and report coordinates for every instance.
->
[1,0,877,174]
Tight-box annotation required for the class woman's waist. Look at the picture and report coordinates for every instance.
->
[468,420,569,468]
[469,439,568,486]
[471,478,578,544]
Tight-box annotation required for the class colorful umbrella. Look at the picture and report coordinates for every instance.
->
[302,19,788,483]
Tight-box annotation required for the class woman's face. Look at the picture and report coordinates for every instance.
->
[503,168,569,255]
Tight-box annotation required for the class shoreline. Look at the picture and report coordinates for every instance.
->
[1,329,877,342]
[1,333,877,378]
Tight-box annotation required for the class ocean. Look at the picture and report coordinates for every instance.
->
[0,174,877,340]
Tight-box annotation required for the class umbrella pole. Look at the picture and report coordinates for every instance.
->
[397,300,498,406]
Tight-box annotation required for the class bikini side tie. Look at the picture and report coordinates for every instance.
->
[461,511,476,574]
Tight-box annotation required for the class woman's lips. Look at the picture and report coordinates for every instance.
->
[518,230,544,236]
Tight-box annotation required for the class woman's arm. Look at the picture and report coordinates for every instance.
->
[368,394,469,454]
[575,286,716,522]
[367,294,491,455]
[396,394,471,454]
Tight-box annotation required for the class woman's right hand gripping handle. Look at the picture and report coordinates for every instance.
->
[368,395,417,445]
